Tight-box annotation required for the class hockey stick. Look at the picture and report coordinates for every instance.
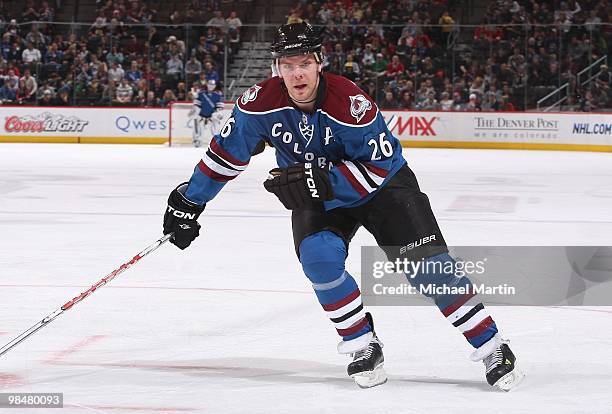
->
[0,233,173,358]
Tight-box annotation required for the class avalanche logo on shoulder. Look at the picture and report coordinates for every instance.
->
[241,85,262,105]
[349,94,372,123]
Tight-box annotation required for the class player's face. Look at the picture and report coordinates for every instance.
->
[278,54,320,103]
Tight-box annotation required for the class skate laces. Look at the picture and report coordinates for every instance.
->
[483,341,508,374]
[352,337,382,362]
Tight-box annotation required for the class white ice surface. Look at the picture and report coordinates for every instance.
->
[0,144,611,413]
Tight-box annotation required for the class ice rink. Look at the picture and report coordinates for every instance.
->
[1,143,611,413]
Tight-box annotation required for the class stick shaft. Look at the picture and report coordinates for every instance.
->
[0,234,172,358]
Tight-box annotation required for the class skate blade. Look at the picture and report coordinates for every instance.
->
[493,365,525,392]
[350,364,388,389]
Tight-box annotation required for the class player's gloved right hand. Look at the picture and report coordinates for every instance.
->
[163,183,205,250]
[263,163,333,210]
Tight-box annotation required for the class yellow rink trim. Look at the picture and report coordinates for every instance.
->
[400,140,612,152]
[0,136,168,144]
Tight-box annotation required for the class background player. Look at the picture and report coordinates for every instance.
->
[163,22,523,390]
[190,79,224,147]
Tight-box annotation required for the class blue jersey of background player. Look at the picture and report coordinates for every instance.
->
[162,22,523,390]
[195,80,223,118]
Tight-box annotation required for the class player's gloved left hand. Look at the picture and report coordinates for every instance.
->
[264,163,333,210]
[163,183,205,250]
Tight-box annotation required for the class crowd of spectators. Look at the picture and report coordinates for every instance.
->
[289,0,610,111]
[0,0,241,106]
[0,0,610,111]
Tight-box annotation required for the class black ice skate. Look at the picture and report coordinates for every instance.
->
[346,313,387,388]
[473,335,524,391]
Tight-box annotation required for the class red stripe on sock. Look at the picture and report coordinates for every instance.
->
[442,292,476,317]
[463,316,495,339]
[322,289,360,312]
[337,317,368,337]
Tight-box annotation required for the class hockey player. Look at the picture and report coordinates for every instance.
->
[190,79,224,147]
[163,22,523,390]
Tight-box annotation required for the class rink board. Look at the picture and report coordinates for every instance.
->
[1,105,611,152]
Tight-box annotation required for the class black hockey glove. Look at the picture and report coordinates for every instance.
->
[263,163,334,210]
[163,183,205,250]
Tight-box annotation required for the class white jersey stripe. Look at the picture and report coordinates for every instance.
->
[360,162,385,186]
[207,147,248,171]
[202,153,241,178]
[344,161,376,193]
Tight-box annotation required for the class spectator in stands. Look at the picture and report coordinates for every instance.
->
[380,90,398,109]
[7,42,21,63]
[371,53,388,77]
[226,10,242,33]
[469,76,485,99]
[38,88,55,106]
[345,54,360,75]
[398,90,413,109]
[19,68,37,102]
[160,88,176,107]
[86,78,103,104]
[26,26,46,47]
[106,46,124,66]
[22,42,42,65]
[481,93,500,112]
[108,61,124,83]
[499,95,516,111]
[466,93,481,111]
[90,54,107,78]
[165,54,183,82]
[176,81,188,101]
[142,90,157,107]
[342,61,358,82]
[207,10,228,32]
[151,77,165,100]
[202,60,219,83]
[15,79,29,103]
[100,79,115,105]
[439,91,453,111]
[361,43,375,68]
[126,61,142,84]
[166,35,185,58]
[115,77,133,104]
[438,10,454,45]
[418,91,439,110]
[452,91,464,110]
[385,55,405,78]
[185,55,202,85]
[192,36,210,61]
[22,0,39,21]
[0,68,19,102]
